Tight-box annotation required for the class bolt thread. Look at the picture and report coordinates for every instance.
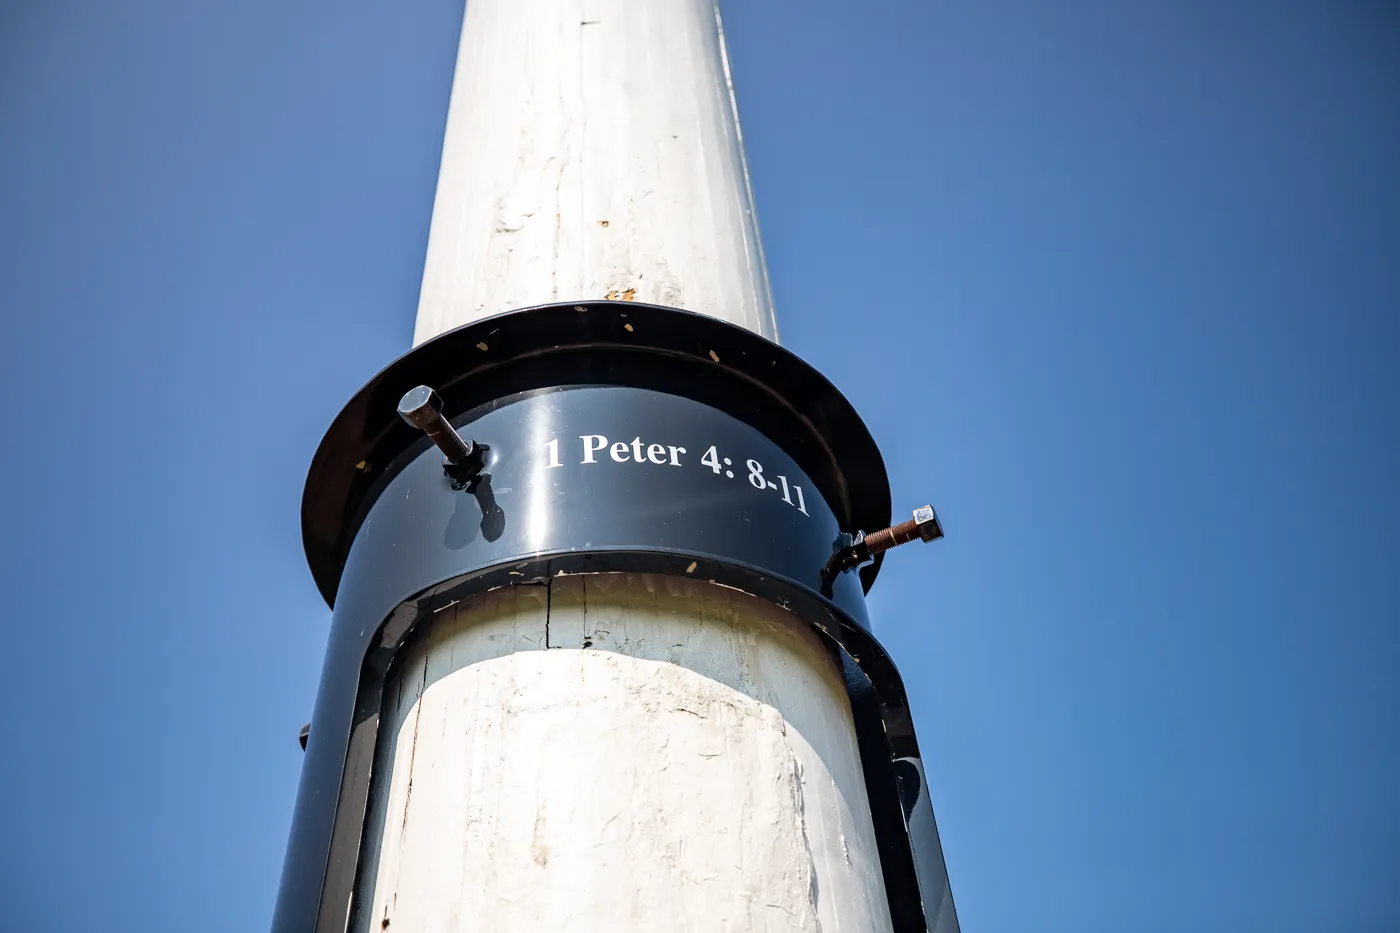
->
[423,417,472,462]
[864,518,921,555]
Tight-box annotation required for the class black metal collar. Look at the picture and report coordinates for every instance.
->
[301,301,893,607]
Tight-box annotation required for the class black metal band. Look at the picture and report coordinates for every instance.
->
[300,301,894,609]
[274,553,951,933]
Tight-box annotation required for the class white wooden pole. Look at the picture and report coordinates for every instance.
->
[352,3,894,931]
[411,0,777,345]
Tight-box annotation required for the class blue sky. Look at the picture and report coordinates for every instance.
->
[1,1,1396,931]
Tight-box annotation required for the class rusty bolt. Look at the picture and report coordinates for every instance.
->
[397,385,474,464]
[863,505,944,556]
[820,504,944,593]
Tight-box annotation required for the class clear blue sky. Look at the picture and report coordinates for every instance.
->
[1,2,1396,931]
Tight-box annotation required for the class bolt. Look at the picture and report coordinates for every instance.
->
[820,505,943,595]
[862,504,944,556]
[397,385,474,464]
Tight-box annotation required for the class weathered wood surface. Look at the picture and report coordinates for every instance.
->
[354,575,894,933]
[412,0,777,344]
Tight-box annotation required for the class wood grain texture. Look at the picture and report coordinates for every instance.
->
[412,0,777,344]
[353,575,894,933]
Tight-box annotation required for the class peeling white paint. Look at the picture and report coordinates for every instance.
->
[412,0,777,344]
[354,576,893,933]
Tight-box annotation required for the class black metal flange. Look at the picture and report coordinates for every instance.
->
[301,300,893,609]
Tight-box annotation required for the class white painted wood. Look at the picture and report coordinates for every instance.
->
[412,0,777,344]
[354,2,895,929]
[354,576,893,933]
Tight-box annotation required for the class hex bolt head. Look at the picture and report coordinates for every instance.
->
[397,385,444,431]
[912,504,943,542]
[397,384,474,464]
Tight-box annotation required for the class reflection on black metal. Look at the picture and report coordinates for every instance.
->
[272,301,960,933]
